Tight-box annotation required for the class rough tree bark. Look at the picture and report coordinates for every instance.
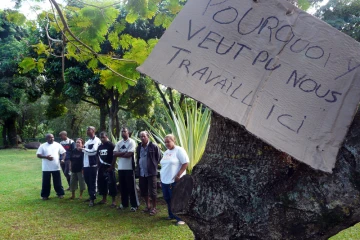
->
[172,110,360,240]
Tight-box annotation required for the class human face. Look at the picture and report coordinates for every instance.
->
[164,137,175,150]
[100,135,108,144]
[76,139,83,148]
[121,128,129,140]
[60,133,67,141]
[87,128,95,137]
[140,133,149,145]
[46,134,54,144]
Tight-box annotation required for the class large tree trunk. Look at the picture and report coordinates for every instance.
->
[172,111,360,239]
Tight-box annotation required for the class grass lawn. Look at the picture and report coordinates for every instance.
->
[0,149,194,240]
[0,149,359,240]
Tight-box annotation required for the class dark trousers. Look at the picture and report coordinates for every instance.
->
[139,175,157,200]
[118,170,139,208]
[161,182,181,221]
[60,160,71,186]
[41,171,64,198]
[84,167,97,200]
[98,164,117,197]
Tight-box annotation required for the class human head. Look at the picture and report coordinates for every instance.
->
[164,134,176,150]
[139,131,149,145]
[87,126,96,138]
[59,131,68,141]
[45,133,54,144]
[76,138,84,148]
[100,131,109,144]
[121,127,129,140]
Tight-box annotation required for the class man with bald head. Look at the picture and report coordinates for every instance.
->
[36,133,66,200]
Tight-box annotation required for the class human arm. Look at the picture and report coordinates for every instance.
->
[174,163,189,182]
[174,147,190,182]
[36,145,53,160]
[82,140,100,156]
[37,154,53,161]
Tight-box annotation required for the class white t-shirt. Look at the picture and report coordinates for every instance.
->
[160,146,189,184]
[83,137,101,167]
[36,142,66,171]
[114,138,136,170]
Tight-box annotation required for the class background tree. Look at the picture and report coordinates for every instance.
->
[0,10,44,147]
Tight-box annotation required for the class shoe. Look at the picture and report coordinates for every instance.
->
[117,204,125,210]
[83,198,91,202]
[58,195,64,199]
[66,188,70,191]
[89,200,94,207]
[42,197,49,200]
[176,220,185,225]
[130,207,137,212]
[149,208,157,216]
[96,200,107,205]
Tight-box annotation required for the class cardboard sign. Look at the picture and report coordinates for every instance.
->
[137,0,360,172]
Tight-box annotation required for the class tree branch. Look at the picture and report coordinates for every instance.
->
[48,0,137,82]
[81,98,99,106]
[154,82,172,115]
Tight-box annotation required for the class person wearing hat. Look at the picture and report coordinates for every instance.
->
[82,126,101,207]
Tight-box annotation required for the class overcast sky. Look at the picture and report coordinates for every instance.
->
[0,0,328,20]
[1,0,66,19]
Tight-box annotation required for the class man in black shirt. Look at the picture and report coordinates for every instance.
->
[97,132,117,207]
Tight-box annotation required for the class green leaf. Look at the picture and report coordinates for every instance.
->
[19,57,37,73]
[126,12,138,24]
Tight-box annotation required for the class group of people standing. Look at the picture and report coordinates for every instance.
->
[36,126,189,225]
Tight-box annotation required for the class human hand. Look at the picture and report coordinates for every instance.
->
[47,155,53,161]
[174,175,180,182]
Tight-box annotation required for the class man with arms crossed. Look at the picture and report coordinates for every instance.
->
[97,131,117,207]
[36,133,66,200]
[82,126,101,207]
[113,127,139,212]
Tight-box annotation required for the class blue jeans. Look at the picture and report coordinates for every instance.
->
[161,182,181,221]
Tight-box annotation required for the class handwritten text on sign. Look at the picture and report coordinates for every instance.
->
[137,0,360,172]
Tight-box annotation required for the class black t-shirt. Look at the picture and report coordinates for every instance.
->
[70,149,84,172]
[97,141,115,165]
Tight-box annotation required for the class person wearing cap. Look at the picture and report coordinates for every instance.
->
[96,132,117,207]
[82,126,101,207]
[59,131,75,190]
[36,133,66,200]
[113,127,139,212]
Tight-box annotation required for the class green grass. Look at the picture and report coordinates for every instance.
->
[0,149,359,240]
[0,149,194,240]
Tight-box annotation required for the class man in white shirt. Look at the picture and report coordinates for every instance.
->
[113,127,139,211]
[82,126,101,207]
[36,133,66,200]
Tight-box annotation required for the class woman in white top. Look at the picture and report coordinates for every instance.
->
[160,134,189,225]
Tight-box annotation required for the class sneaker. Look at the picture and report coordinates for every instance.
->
[58,195,64,199]
[117,204,125,210]
[176,220,185,225]
[89,200,94,207]
[42,197,49,200]
[130,207,137,212]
